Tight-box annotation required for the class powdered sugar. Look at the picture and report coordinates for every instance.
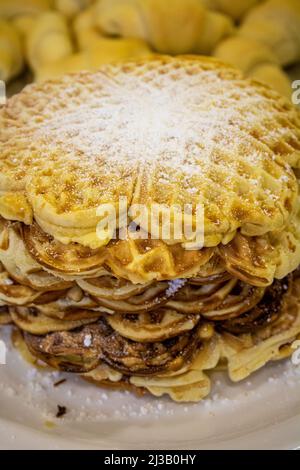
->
[1,58,297,236]
[166,279,186,297]
[26,64,280,185]
[83,334,92,348]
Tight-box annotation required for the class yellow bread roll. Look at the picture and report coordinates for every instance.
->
[214,36,279,74]
[240,0,300,66]
[201,0,262,20]
[0,0,52,18]
[0,19,23,82]
[195,10,234,55]
[73,5,103,50]
[26,11,74,72]
[36,52,88,81]
[54,0,94,18]
[95,0,233,55]
[248,64,292,100]
[36,37,152,81]
[13,15,37,38]
[214,36,292,98]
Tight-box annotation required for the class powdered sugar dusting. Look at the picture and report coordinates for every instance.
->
[166,279,186,297]
[34,69,267,177]
[0,58,297,228]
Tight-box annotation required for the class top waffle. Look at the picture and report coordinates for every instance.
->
[0,55,300,251]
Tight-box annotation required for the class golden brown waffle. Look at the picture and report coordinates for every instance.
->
[1,56,300,403]
[12,278,300,402]
[0,216,298,285]
[1,56,300,253]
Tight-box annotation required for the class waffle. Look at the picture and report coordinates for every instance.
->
[1,56,300,402]
[12,276,300,401]
[1,56,300,249]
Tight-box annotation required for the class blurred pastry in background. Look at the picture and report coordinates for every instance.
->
[214,36,292,98]
[239,0,300,66]
[36,37,152,81]
[0,0,52,19]
[95,0,234,55]
[73,4,102,49]
[0,0,300,100]
[26,11,74,73]
[0,19,23,81]
[54,0,94,18]
[200,0,263,21]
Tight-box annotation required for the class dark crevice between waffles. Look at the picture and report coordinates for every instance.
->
[18,275,296,379]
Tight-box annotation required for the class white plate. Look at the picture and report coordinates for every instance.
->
[0,326,300,450]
